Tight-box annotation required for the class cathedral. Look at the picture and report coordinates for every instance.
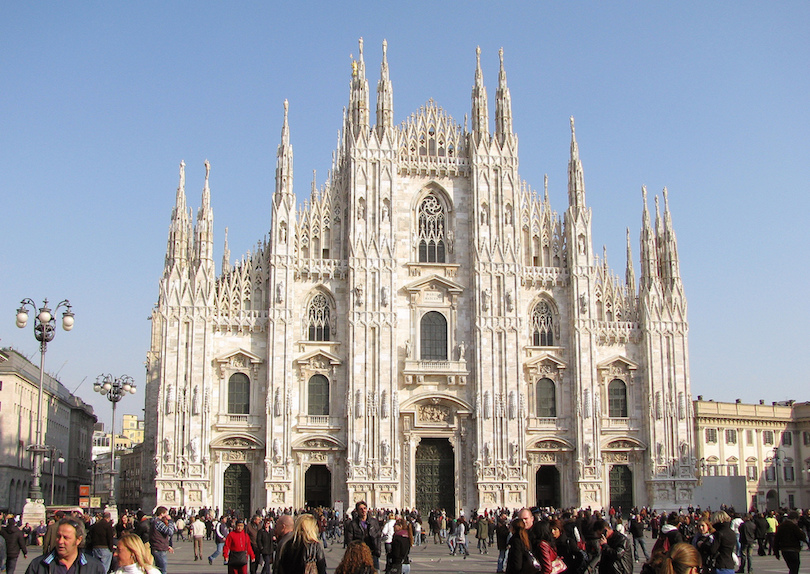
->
[144,40,697,516]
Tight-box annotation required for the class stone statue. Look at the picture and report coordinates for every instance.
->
[276,281,284,304]
[165,385,174,414]
[381,286,389,307]
[273,438,282,462]
[274,387,282,417]
[405,339,412,358]
[381,439,391,465]
[191,386,200,416]
[190,436,200,462]
[457,340,466,360]
[483,442,492,466]
[505,289,514,312]
[482,289,491,311]
[354,286,364,306]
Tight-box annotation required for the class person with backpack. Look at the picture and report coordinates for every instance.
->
[208,516,230,565]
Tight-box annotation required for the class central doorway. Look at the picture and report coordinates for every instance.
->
[305,465,332,508]
[415,438,455,515]
[223,464,251,518]
[536,466,561,508]
[608,465,633,515]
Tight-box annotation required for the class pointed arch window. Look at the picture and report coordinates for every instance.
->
[306,293,331,341]
[420,311,448,361]
[531,301,554,346]
[608,379,628,418]
[537,378,556,417]
[228,373,250,414]
[417,194,446,263]
[308,374,330,416]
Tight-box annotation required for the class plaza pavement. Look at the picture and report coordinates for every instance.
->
[14,533,808,574]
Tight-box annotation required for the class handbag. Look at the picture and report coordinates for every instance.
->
[551,556,567,574]
[228,550,248,567]
[526,549,543,572]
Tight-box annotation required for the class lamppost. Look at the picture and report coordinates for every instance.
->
[773,447,785,510]
[43,447,65,506]
[15,298,74,521]
[94,374,136,516]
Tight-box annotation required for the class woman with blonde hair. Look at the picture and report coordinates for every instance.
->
[112,533,161,574]
[646,542,702,574]
[275,514,326,574]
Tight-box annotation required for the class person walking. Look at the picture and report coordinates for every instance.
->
[505,517,535,574]
[256,518,274,574]
[272,515,294,573]
[630,514,649,562]
[208,516,230,565]
[476,514,489,554]
[87,512,115,573]
[496,513,511,573]
[737,514,756,574]
[224,520,255,574]
[774,510,807,574]
[345,502,382,571]
[387,518,413,574]
[709,511,738,574]
[190,516,206,561]
[1,517,27,574]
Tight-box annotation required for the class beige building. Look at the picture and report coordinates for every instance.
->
[122,414,145,444]
[694,398,810,511]
[0,348,96,512]
[144,41,695,515]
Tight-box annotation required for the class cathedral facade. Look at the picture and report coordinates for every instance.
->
[144,40,696,515]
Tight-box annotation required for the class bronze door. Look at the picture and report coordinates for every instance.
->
[223,464,251,518]
[305,464,332,508]
[415,438,455,515]
[608,464,633,516]
[536,465,561,508]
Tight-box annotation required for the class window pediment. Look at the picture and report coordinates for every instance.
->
[294,350,342,368]
[214,349,263,367]
[524,353,567,371]
[405,274,464,296]
[597,355,639,372]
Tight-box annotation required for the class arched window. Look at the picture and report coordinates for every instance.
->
[308,374,330,416]
[228,373,250,414]
[537,378,556,417]
[417,194,446,263]
[531,301,554,346]
[306,293,331,341]
[420,311,448,361]
[608,379,628,418]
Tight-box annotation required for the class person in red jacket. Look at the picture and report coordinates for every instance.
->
[224,520,255,574]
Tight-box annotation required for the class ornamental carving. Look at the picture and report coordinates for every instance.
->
[604,451,629,463]
[607,440,636,449]
[223,450,247,461]
[222,438,252,448]
[303,439,334,449]
[418,404,451,423]
[534,440,565,450]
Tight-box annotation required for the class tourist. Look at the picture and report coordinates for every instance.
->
[256,518,274,574]
[646,542,702,574]
[345,501,382,570]
[111,533,160,574]
[387,518,413,574]
[272,515,294,571]
[709,511,737,574]
[598,520,632,574]
[190,516,206,561]
[506,517,536,574]
[274,514,326,574]
[1,516,27,574]
[334,541,376,574]
[149,506,176,574]
[223,520,254,574]
[774,510,807,574]
[737,514,756,574]
[24,517,105,574]
[208,515,230,565]
[87,511,115,572]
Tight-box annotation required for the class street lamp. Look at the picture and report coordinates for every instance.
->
[43,447,65,506]
[94,374,136,513]
[773,447,785,511]
[15,298,74,520]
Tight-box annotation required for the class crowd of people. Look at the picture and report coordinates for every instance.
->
[0,503,806,574]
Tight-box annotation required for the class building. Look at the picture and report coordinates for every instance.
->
[118,443,145,512]
[694,398,810,511]
[91,416,144,506]
[0,348,96,512]
[144,41,695,514]
[121,414,145,444]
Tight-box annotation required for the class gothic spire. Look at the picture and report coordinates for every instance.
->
[568,116,586,210]
[193,159,214,266]
[495,47,513,143]
[640,186,660,292]
[375,39,394,139]
[661,187,682,290]
[166,159,192,267]
[275,100,294,199]
[471,46,489,141]
[626,227,636,295]
[544,174,550,206]
[349,37,370,138]
[222,227,231,275]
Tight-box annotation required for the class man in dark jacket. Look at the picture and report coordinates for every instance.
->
[774,510,807,574]
[134,511,151,544]
[24,517,105,574]
[344,501,382,570]
[629,514,649,562]
[710,512,738,574]
[754,513,769,556]
[1,517,28,574]
[598,521,633,574]
[495,513,510,573]
[86,512,114,572]
[738,514,756,574]
[246,515,263,574]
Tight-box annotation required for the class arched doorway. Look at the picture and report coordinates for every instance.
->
[609,465,633,515]
[536,466,561,508]
[415,438,455,515]
[766,489,778,511]
[305,465,331,508]
[223,464,251,518]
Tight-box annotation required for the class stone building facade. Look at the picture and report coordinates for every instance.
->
[694,398,810,511]
[144,41,696,515]
[0,348,96,512]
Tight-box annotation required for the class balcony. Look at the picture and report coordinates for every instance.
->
[296,415,342,430]
[527,417,567,431]
[403,359,469,385]
[215,414,262,429]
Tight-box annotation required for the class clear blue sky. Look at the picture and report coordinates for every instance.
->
[2,2,808,424]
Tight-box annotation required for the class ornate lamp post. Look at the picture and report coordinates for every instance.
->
[94,374,136,515]
[15,298,74,521]
[43,447,65,506]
